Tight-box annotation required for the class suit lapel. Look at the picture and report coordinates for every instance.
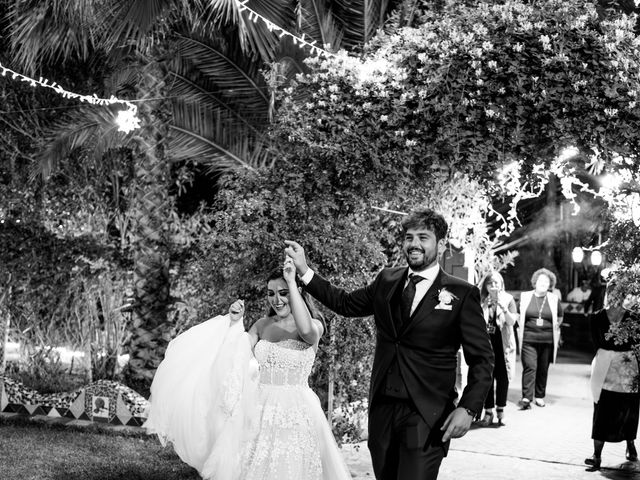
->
[399,269,445,334]
[385,267,408,337]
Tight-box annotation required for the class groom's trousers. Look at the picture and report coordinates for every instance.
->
[368,396,449,480]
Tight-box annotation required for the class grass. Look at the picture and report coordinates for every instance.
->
[0,416,201,480]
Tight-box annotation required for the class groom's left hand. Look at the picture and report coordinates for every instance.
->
[440,407,473,442]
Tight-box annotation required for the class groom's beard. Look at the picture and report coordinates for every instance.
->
[405,248,437,271]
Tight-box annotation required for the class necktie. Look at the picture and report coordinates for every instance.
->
[401,274,424,325]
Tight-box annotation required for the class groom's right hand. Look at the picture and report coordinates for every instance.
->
[284,240,309,276]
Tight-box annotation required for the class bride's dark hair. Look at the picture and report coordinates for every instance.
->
[265,267,325,335]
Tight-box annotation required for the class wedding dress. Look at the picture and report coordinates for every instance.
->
[144,315,352,480]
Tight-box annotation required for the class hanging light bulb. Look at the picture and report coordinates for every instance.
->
[571,247,584,263]
[115,107,141,133]
[591,250,602,266]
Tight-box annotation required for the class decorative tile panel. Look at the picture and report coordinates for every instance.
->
[0,376,149,427]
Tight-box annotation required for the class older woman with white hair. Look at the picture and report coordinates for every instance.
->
[517,268,564,410]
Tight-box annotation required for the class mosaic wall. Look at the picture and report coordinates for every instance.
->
[0,377,149,427]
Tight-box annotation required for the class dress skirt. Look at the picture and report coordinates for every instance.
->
[237,382,350,480]
[592,389,640,442]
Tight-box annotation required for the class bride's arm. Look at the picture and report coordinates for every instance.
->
[284,257,322,345]
[247,321,261,350]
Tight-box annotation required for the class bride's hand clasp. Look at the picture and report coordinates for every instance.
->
[229,299,244,323]
[283,256,296,284]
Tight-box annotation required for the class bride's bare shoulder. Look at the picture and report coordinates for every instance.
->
[249,316,273,333]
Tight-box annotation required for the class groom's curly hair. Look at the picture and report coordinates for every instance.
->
[401,208,448,241]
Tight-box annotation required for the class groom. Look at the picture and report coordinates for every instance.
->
[285,209,494,480]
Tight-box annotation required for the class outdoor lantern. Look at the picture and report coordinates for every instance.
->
[591,250,602,266]
[572,247,584,263]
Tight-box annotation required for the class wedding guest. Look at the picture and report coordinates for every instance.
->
[585,286,640,471]
[475,272,518,427]
[567,279,593,309]
[517,268,563,409]
[145,260,351,480]
[586,275,607,313]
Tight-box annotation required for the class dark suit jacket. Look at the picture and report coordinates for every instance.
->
[307,266,494,429]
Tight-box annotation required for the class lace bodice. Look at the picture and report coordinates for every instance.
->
[254,339,315,387]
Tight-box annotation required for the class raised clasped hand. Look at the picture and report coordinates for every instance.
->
[284,240,309,276]
[229,299,244,323]
[283,256,296,284]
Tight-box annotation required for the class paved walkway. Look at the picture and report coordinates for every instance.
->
[341,348,640,479]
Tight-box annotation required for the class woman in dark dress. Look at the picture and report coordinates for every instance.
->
[585,291,640,471]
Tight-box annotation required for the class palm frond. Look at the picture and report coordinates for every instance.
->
[6,0,102,73]
[237,0,295,61]
[332,0,396,50]
[101,0,175,47]
[168,126,268,172]
[35,106,133,180]
[169,100,273,170]
[169,71,265,135]
[296,0,343,50]
[195,0,240,28]
[173,33,270,108]
[103,64,143,97]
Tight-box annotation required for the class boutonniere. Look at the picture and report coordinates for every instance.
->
[435,287,458,310]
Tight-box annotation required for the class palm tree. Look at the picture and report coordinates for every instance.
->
[3,0,405,394]
[0,273,12,376]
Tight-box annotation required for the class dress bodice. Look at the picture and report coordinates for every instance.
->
[254,339,315,386]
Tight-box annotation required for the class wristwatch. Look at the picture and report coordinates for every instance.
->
[462,407,476,418]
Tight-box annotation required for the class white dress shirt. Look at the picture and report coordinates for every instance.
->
[406,263,440,315]
[567,287,591,303]
[300,262,440,316]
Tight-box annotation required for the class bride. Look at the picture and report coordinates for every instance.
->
[144,257,352,480]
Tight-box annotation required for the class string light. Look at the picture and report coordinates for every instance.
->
[0,60,140,133]
[2,3,331,131]
[235,0,335,58]
[371,205,408,215]
[115,108,141,134]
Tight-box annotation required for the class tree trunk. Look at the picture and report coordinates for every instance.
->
[84,342,93,384]
[0,276,11,376]
[122,59,173,398]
